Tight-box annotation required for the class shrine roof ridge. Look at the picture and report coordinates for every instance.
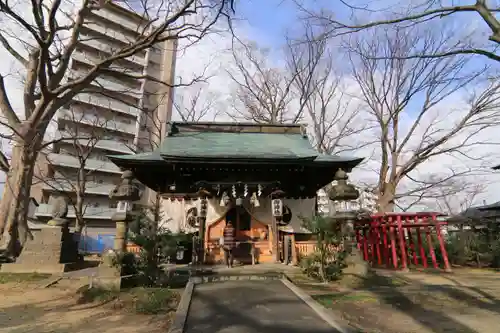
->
[167,121,307,135]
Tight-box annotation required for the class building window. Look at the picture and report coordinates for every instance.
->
[109,202,118,208]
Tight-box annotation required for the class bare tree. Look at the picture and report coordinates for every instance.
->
[348,26,500,212]
[434,183,486,216]
[299,0,500,62]
[227,39,303,124]
[0,0,234,249]
[174,85,220,122]
[32,110,124,233]
[286,23,370,154]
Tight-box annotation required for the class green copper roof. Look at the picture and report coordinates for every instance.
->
[159,131,317,160]
[107,121,364,165]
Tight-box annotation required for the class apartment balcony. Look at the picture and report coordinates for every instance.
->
[70,70,142,96]
[84,23,144,53]
[57,109,137,135]
[71,92,140,117]
[71,48,143,77]
[52,131,134,154]
[77,37,146,68]
[46,153,122,174]
[35,203,114,220]
[90,9,147,39]
[41,180,115,196]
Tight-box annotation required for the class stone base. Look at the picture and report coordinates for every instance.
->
[0,227,79,275]
[343,248,369,277]
[94,264,122,290]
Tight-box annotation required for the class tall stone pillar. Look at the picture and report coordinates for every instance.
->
[99,170,142,290]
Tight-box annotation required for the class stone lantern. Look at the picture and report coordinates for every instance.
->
[328,169,369,276]
[109,170,142,253]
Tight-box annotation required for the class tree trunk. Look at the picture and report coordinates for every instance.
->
[0,141,39,253]
[74,168,86,233]
[377,187,396,213]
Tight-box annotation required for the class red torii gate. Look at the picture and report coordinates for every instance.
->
[354,212,451,272]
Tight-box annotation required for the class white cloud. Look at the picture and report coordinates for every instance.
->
[2,0,500,215]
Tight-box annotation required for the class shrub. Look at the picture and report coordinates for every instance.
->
[299,215,348,282]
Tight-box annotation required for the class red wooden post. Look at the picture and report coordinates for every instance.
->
[407,227,418,266]
[396,214,409,271]
[425,222,438,269]
[370,221,377,263]
[367,225,373,262]
[389,216,398,269]
[416,226,427,268]
[375,219,382,266]
[382,222,390,267]
[434,217,451,272]
[362,228,369,261]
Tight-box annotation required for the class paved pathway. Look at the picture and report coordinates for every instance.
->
[184,280,338,333]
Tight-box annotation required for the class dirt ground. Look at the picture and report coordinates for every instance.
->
[0,277,178,333]
[291,268,500,333]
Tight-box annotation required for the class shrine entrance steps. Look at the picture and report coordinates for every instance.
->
[182,279,340,333]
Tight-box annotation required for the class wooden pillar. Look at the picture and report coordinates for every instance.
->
[271,217,280,262]
[362,228,369,260]
[291,233,298,265]
[382,222,390,267]
[425,224,438,269]
[435,222,451,272]
[389,216,398,269]
[396,215,408,271]
[283,234,290,264]
[198,217,206,264]
[355,228,362,250]
[368,223,376,263]
[416,227,427,268]
[407,228,418,266]
[374,221,382,266]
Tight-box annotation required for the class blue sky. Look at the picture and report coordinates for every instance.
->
[235,0,299,45]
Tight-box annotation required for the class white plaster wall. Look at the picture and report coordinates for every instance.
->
[159,197,316,234]
[159,198,232,233]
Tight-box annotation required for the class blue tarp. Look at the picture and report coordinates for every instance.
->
[79,234,115,253]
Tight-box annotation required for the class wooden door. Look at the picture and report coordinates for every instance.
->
[225,207,253,263]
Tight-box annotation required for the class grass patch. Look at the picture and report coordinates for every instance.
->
[78,286,180,315]
[0,272,51,284]
[313,292,378,307]
[78,286,120,303]
[130,288,178,314]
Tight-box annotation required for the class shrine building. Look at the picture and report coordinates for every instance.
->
[108,121,363,264]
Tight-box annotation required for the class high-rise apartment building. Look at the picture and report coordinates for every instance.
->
[29,3,177,234]
[317,186,378,215]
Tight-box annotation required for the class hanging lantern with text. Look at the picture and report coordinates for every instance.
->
[272,199,283,217]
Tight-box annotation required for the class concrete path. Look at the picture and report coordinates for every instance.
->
[184,280,338,333]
